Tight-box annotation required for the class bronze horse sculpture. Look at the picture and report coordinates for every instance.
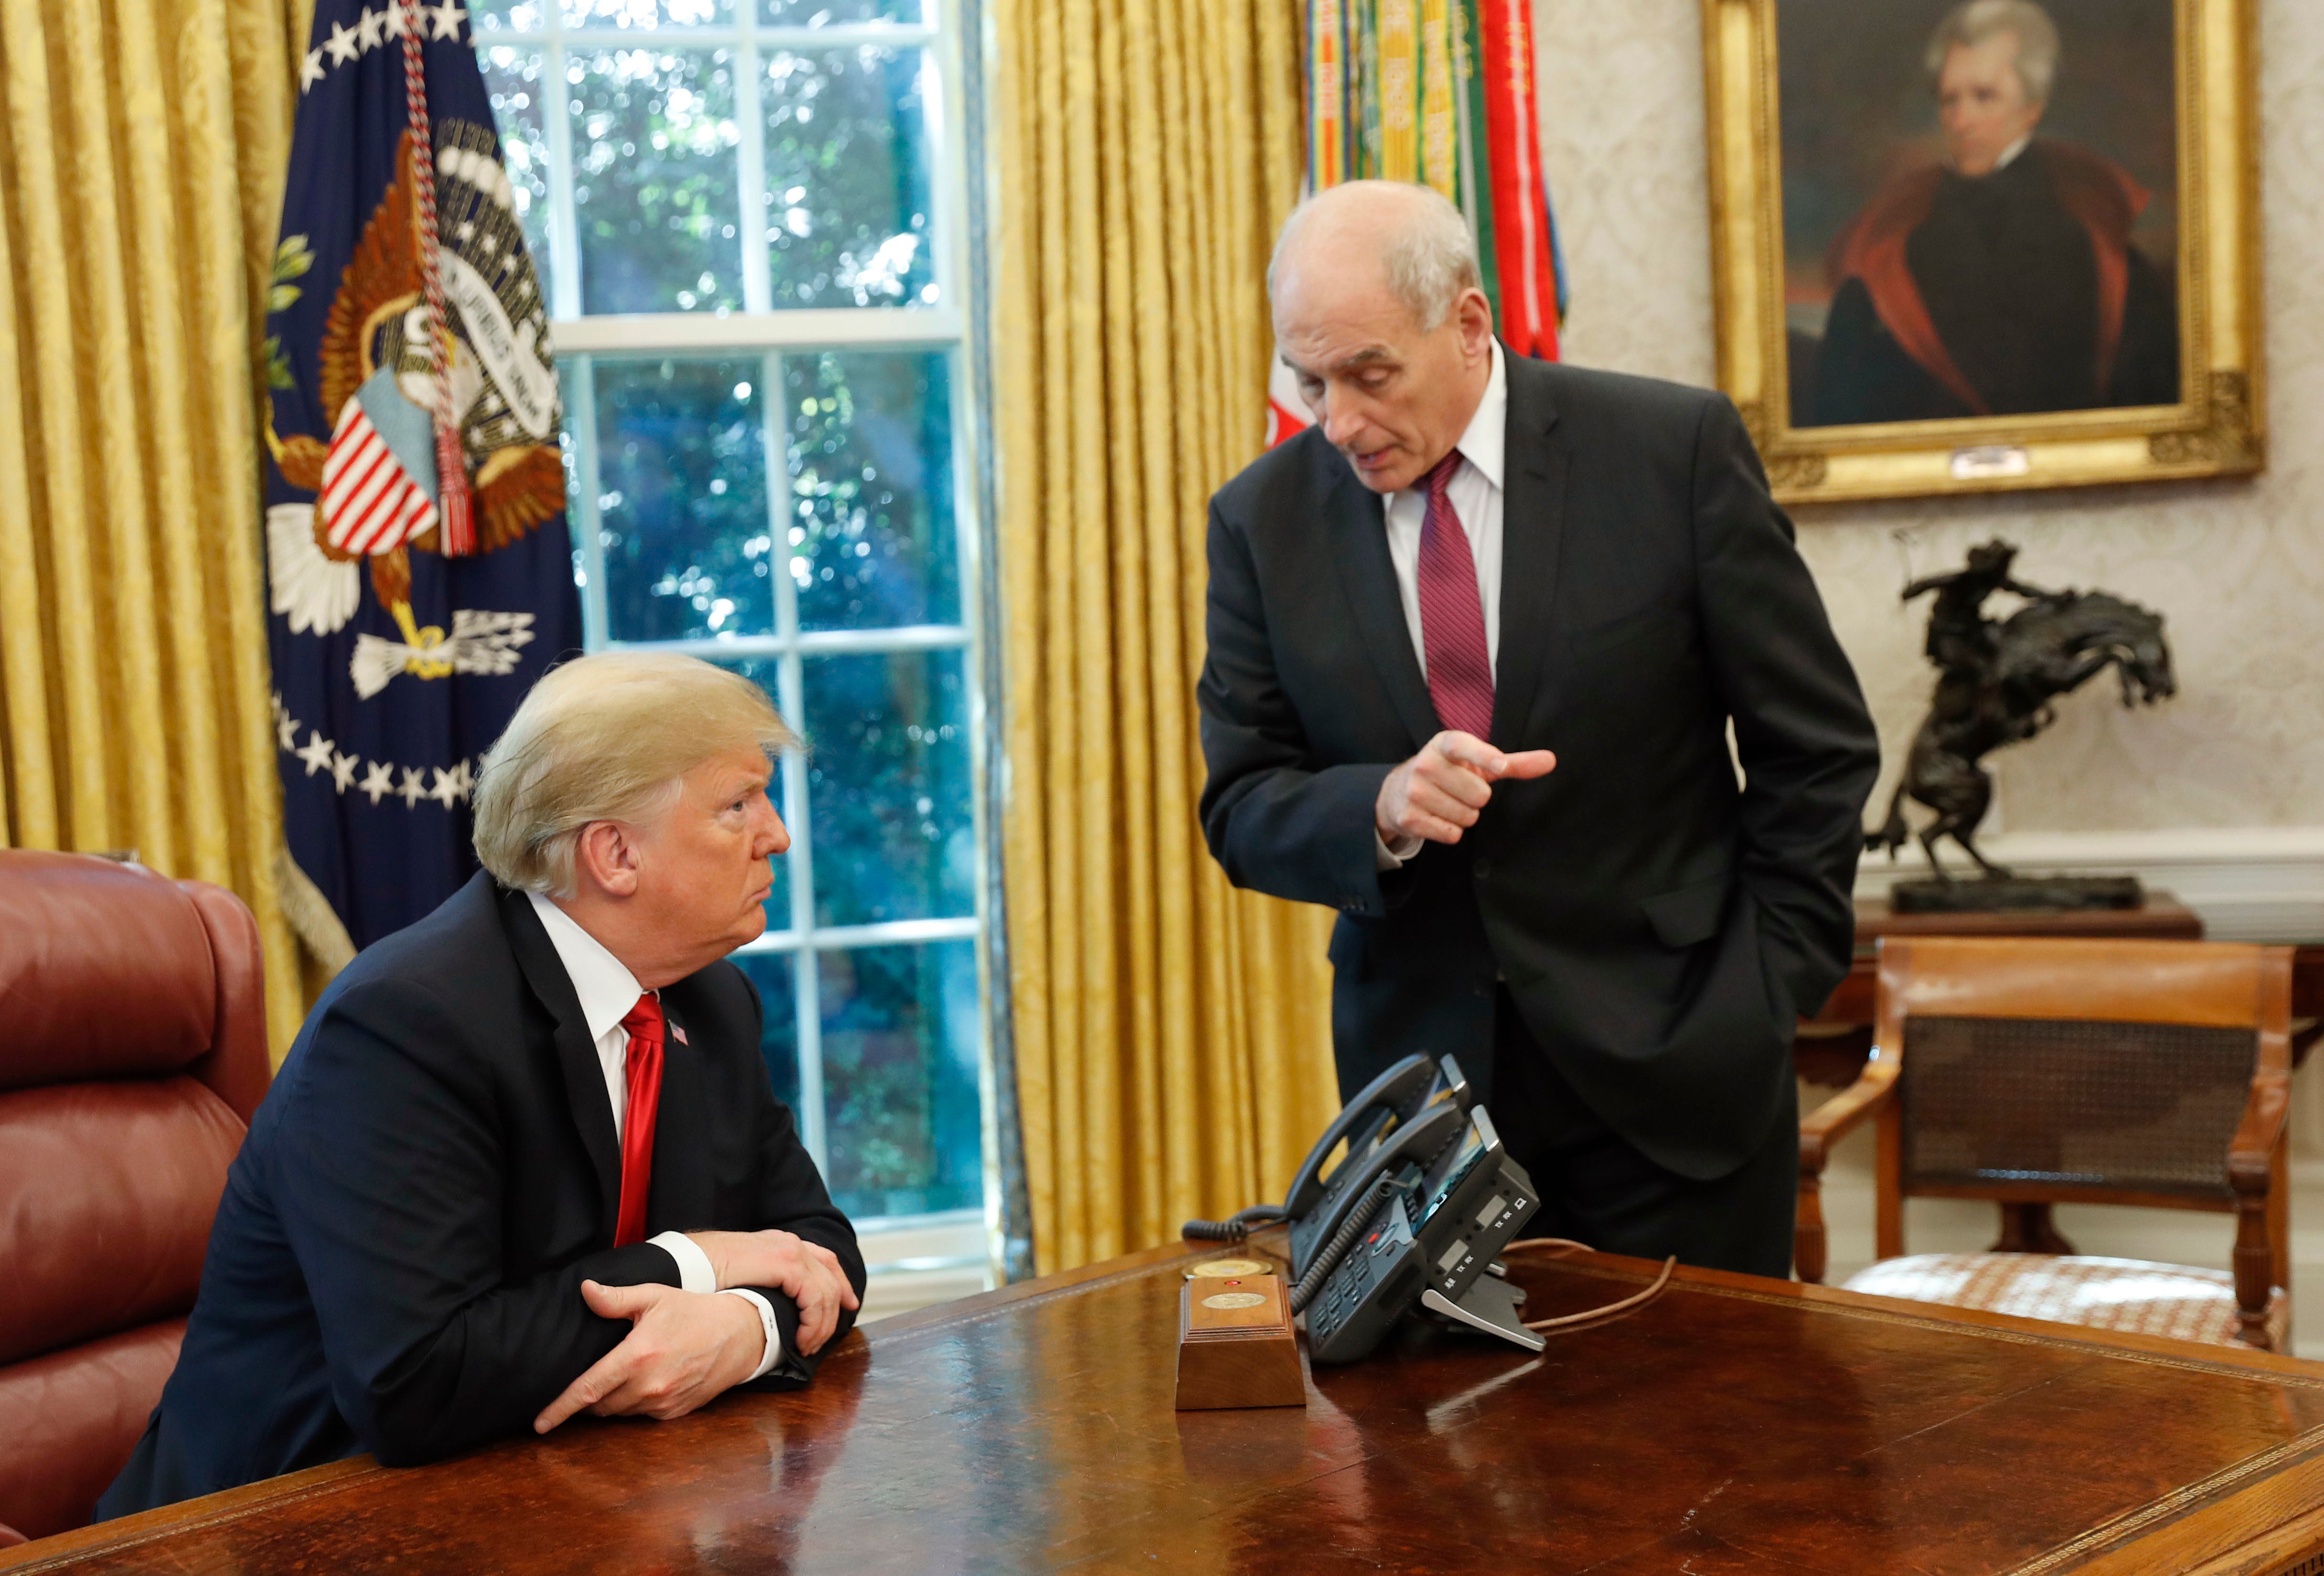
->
[1868,540,2175,879]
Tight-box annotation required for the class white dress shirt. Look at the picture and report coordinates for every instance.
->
[1375,343,1509,870]
[1381,340,1507,681]
[526,892,782,1378]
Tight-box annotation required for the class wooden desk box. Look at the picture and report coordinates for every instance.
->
[1174,1274,1305,1410]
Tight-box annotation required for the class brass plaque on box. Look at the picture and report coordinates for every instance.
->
[1174,1274,1305,1411]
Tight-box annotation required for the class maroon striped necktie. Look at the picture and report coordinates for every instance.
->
[1416,450,1493,740]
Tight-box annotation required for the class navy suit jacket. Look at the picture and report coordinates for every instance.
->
[99,873,863,1515]
[1198,354,1880,1181]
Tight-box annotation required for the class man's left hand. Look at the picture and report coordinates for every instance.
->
[532,1280,765,1433]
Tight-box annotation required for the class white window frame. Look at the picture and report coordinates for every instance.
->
[485,0,1002,1308]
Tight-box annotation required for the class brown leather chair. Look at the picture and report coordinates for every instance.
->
[0,851,272,1546]
[1797,935,2293,1351]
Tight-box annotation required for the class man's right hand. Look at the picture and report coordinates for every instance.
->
[533,1281,765,1433]
[685,1229,859,1354]
[1375,731,1556,847]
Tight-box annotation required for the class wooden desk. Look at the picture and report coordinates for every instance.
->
[15,1243,2324,1574]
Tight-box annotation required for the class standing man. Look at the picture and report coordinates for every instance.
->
[1199,181,1879,1276]
[101,653,864,1514]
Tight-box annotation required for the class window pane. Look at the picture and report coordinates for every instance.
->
[589,355,775,642]
[761,48,936,309]
[572,48,744,314]
[730,952,802,1115]
[470,0,552,32]
[480,48,558,309]
[563,0,731,26]
[783,349,957,630]
[761,0,926,33]
[818,940,980,1218]
[802,649,973,927]
[760,828,795,933]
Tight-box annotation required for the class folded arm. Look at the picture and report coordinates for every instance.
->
[279,978,691,1466]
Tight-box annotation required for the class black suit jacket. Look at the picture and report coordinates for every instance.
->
[1198,354,1879,1181]
[99,873,864,1515]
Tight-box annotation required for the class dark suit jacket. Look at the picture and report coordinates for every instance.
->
[1198,354,1880,1181]
[98,873,864,1516]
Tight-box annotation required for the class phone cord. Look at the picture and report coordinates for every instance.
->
[1286,1174,1401,1315]
[1179,1204,1288,1243]
[1501,1238,1678,1331]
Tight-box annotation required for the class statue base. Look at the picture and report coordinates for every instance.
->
[1889,875,2145,914]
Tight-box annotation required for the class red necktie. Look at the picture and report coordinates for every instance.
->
[613,993,666,1247]
[1416,450,1494,740]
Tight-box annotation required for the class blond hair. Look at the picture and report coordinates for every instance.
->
[473,651,798,897]
[1928,0,2060,105]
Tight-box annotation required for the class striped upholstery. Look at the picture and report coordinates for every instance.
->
[1843,1253,2286,1350]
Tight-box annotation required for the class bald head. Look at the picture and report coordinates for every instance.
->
[1269,181,1483,332]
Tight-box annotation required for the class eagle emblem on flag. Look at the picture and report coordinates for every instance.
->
[266,121,565,682]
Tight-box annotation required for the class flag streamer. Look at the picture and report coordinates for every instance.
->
[1269,0,1565,444]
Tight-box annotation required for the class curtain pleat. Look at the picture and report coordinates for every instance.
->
[0,0,310,1053]
[994,0,1343,1272]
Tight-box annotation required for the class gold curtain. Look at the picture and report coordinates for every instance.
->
[0,0,313,1051]
[993,0,1349,1272]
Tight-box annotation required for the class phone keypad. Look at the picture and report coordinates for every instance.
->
[1306,1199,1422,1364]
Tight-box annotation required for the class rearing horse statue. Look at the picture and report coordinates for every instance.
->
[1867,540,2175,879]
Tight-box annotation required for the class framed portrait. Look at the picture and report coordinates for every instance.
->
[1701,0,2262,504]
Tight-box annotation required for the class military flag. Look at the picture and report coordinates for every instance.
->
[1268,0,1568,445]
[261,0,578,956]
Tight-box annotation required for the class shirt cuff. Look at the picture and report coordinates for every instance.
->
[1375,829,1423,869]
[650,1231,718,1296]
[721,1288,785,1380]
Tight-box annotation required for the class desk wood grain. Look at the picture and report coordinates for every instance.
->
[11,1243,2324,1574]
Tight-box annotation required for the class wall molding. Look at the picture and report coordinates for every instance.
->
[1855,827,2324,943]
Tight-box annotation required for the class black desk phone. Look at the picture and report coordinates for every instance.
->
[1183,1052,1544,1363]
[1183,1051,1466,1266]
[1304,1104,1543,1362]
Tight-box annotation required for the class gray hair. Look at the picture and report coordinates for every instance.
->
[1268,180,1483,330]
[473,651,798,898]
[1927,0,2060,105]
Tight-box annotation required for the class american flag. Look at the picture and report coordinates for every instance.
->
[320,395,438,556]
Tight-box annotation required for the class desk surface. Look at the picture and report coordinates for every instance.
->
[14,1244,2324,1575]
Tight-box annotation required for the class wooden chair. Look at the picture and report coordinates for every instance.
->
[1796,935,2294,1351]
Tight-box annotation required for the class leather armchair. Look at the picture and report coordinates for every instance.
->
[0,851,272,1545]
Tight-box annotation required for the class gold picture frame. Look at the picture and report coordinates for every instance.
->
[1701,0,2263,505]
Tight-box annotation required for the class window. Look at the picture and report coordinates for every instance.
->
[477,0,995,1311]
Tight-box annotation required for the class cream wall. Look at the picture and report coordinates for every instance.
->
[1532,0,2324,936]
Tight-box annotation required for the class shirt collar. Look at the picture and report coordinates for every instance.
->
[1454,340,1507,492]
[525,890,647,1044]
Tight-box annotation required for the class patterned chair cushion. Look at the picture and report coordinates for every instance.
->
[1840,1253,2282,1349]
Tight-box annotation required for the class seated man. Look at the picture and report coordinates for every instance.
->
[100,653,864,1516]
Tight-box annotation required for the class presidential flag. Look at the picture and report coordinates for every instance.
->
[261,0,578,956]
[1267,0,1569,446]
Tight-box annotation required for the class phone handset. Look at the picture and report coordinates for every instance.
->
[1280,1052,1440,1220]
[1180,1052,1470,1254]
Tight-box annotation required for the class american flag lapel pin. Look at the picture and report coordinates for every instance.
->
[672,1025,689,1045]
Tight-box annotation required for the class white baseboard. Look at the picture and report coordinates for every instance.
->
[1855,826,2324,943]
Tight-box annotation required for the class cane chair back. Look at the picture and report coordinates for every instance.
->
[1799,935,2294,1351]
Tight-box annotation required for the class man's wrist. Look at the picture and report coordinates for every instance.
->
[652,1230,720,1294]
[720,1288,784,1380]
[1374,827,1420,869]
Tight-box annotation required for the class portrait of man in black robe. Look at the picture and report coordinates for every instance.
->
[1795,0,2181,428]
